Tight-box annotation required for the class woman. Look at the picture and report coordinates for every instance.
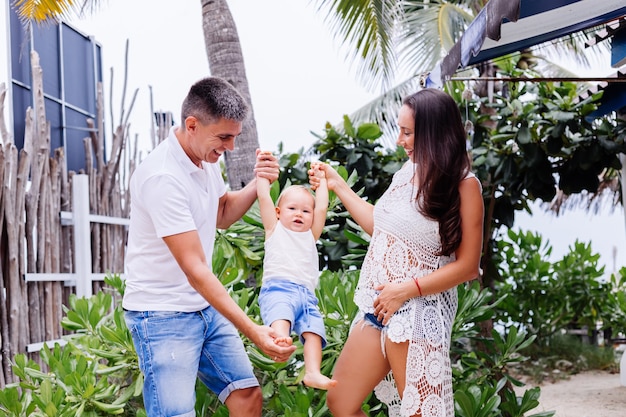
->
[309,88,484,417]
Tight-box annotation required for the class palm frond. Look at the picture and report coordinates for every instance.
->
[399,2,474,76]
[13,0,73,23]
[312,0,402,92]
[345,76,421,148]
[12,0,99,24]
[437,3,474,51]
[532,27,613,72]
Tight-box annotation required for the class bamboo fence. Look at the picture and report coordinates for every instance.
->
[0,50,141,385]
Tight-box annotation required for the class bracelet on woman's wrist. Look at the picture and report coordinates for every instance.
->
[413,277,423,296]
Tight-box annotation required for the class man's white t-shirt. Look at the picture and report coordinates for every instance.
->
[122,128,226,312]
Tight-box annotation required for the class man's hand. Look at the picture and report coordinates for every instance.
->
[255,150,280,183]
[251,324,296,362]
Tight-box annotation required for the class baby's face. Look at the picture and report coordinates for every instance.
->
[276,188,315,232]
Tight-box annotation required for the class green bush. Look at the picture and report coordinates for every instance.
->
[494,229,626,344]
[0,275,144,417]
[0,272,552,416]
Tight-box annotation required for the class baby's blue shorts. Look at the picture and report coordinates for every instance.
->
[259,279,327,347]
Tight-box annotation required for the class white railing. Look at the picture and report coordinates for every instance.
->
[23,174,128,352]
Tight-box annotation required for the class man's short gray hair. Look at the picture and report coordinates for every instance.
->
[181,77,250,125]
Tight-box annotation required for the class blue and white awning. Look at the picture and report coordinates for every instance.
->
[425,0,626,88]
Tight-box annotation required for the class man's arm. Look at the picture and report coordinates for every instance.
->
[162,230,296,361]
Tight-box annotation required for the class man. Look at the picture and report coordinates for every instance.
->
[123,76,295,417]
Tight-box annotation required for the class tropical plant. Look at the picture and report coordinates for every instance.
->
[0,275,144,416]
[312,0,478,134]
[452,283,554,417]
[468,64,626,287]
[0,273,554,416]
[494,229,626,345]
[311,117,405,270]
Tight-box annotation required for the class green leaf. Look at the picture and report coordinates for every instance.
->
[356,123,382,140]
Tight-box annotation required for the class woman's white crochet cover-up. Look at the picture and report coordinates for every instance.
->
[354,162,472,417]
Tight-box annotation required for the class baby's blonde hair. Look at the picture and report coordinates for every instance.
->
[276,185,314,207]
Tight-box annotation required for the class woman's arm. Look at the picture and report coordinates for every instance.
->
[310,163,375,235]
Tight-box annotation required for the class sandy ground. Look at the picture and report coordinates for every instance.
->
[515,370,626,416]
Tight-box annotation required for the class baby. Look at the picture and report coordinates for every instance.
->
[256,157,336,390]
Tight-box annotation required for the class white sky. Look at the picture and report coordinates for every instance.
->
[40,0,626,274]
[66,0,377,155]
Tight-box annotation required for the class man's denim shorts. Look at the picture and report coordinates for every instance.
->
[124,306,258,416]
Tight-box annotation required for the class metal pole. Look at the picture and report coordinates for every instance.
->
[450,76,626,83]
[72,175,92,298]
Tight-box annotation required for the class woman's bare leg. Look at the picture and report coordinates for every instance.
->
[326,321,391,416]
[385,337,409,397]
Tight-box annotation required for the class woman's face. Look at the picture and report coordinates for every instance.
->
[396,105,415,162]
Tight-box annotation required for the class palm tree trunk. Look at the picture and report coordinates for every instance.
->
[200,0,259,190]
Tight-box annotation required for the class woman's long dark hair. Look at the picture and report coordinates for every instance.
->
[403,88,471,256]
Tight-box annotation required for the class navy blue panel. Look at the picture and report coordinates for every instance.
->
[33,24,61,97]
[94,43,105,164]
[62,25,96,113]
[45,98,63,157]
[65,107,91,173]
[95,44,103,87]
[520,0,581,19]
[9,5,103,172]
[9,5,31,85]
[11,84,31,151]
[611,29,626,68]
[585,83,626,121]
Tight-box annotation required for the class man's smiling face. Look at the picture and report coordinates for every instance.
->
[187,116,242,165]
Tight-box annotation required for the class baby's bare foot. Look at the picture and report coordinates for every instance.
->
[274,336,293,347]
[303,372,338,390]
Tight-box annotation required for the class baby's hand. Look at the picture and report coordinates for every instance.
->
[310,162,326,179]
[257,150,274,160]
[308,162,328,190]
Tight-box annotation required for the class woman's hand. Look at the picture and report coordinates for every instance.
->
[310,161,376,235]
[308,162,341,191]
[373,282,409,325]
